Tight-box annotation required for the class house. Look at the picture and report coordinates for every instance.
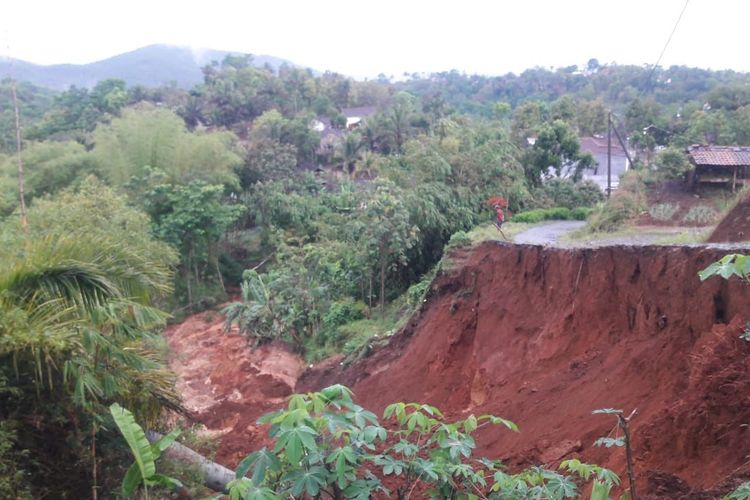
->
[341,106,377,130]
[687,145,750,192]
[579,135,631,192]
[311,106,378,163]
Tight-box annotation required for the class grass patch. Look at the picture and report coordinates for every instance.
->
[650,228,713,245]
[683,205,718,225]
[648,203,680,221]
[567,225,712,245]
[465,222,535,244]
[306,297,412,363]
[512,206,592,223]
[584,170,648,234]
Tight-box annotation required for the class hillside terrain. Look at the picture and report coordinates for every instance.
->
[0,44,301,89]
[7,34,750,498]
[167,241,750,495]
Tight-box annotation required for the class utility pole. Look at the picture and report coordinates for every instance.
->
[607,112,612,198]
[611,121,635,169]
[10,77,27,229]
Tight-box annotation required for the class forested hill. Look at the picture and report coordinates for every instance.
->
[0,44,299,90]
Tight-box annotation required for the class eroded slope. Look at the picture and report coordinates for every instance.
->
[300,243,750,491]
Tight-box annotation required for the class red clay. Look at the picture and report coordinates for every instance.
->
[709,191,750,242]
[168,243,750,495]
[164,312,305,466]
[300,243,750,494]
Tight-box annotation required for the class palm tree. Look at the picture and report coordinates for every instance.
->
[339,132,363,177]
[0,234,180,498]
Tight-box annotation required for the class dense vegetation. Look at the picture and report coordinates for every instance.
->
[4,55,750,496]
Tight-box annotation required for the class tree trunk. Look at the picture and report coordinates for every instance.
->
[210,244,226,293]
[146,431,234,493]
[379,240,386,313]
[91,423,98,500]
[184,265,193,306]
[368,272,373,309]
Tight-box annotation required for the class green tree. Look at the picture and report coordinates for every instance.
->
[0,183,179,497]
[239,139,299,188]
[654,147,692,181]
[339,132,363,176]
[145,181,244,304]
[0,140,97,215]
[251,110,320,163]
[525,119,594,186]
[358,180,419,311]
[386,92,418,153]
[91,105,241,191]
[511,100,547,147]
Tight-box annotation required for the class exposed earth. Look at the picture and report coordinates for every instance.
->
[164,315,305,466]
[166,220,750,496]
[710,191,750,243]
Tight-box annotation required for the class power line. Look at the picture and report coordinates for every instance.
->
[640,0,690,97]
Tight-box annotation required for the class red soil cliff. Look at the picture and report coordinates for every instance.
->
[299,243,750,493]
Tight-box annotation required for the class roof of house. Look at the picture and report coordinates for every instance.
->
[341,106,377,118]
[688,145,750,166]
[579,136,627,156]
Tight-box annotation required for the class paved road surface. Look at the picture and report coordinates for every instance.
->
[513,221,586,245]
[512,221,729,247]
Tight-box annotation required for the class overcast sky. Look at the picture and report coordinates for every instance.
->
[2,0,748,78]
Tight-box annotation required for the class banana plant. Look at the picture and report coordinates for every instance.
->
[109,403,183,498]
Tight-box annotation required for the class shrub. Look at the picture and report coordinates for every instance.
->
[533,178,604,209]
[586,191,645,233]
[227,385,620,499]
[683,205,717,224]
[312,299,368,355]
[513,207,573,223]
[512,210,546,223]
[654,147,692,181]
[321,299,366,331]
[571,207,594,220]
[406,267,439,309]
[585,170,647,233]
[446,230,472,249]
[648,203,679,221]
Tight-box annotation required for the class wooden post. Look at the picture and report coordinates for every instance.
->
[10,78,27,229]
[607,113,612,198]
[733,166,737,193]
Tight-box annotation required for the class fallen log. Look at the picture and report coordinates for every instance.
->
[146,430,235,493]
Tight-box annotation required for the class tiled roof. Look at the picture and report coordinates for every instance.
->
[688,145,750,166]
[579,136,627,156]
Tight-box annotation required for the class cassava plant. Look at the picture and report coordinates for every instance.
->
[593,408,638,500]
[227,384,619,499]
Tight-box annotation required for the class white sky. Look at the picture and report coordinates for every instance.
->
[2,0,748,78]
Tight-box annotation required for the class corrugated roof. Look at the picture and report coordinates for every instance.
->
[688,145,750,166]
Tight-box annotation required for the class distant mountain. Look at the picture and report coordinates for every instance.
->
[0,45,304,90]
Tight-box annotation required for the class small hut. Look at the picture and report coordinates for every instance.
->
[687,145,750,192]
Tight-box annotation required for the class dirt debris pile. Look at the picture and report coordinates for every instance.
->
[300,242,750,492]
[164,314,304,465]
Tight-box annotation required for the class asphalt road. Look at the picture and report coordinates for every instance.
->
[512,221,725,247]
[513,221,586,245]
